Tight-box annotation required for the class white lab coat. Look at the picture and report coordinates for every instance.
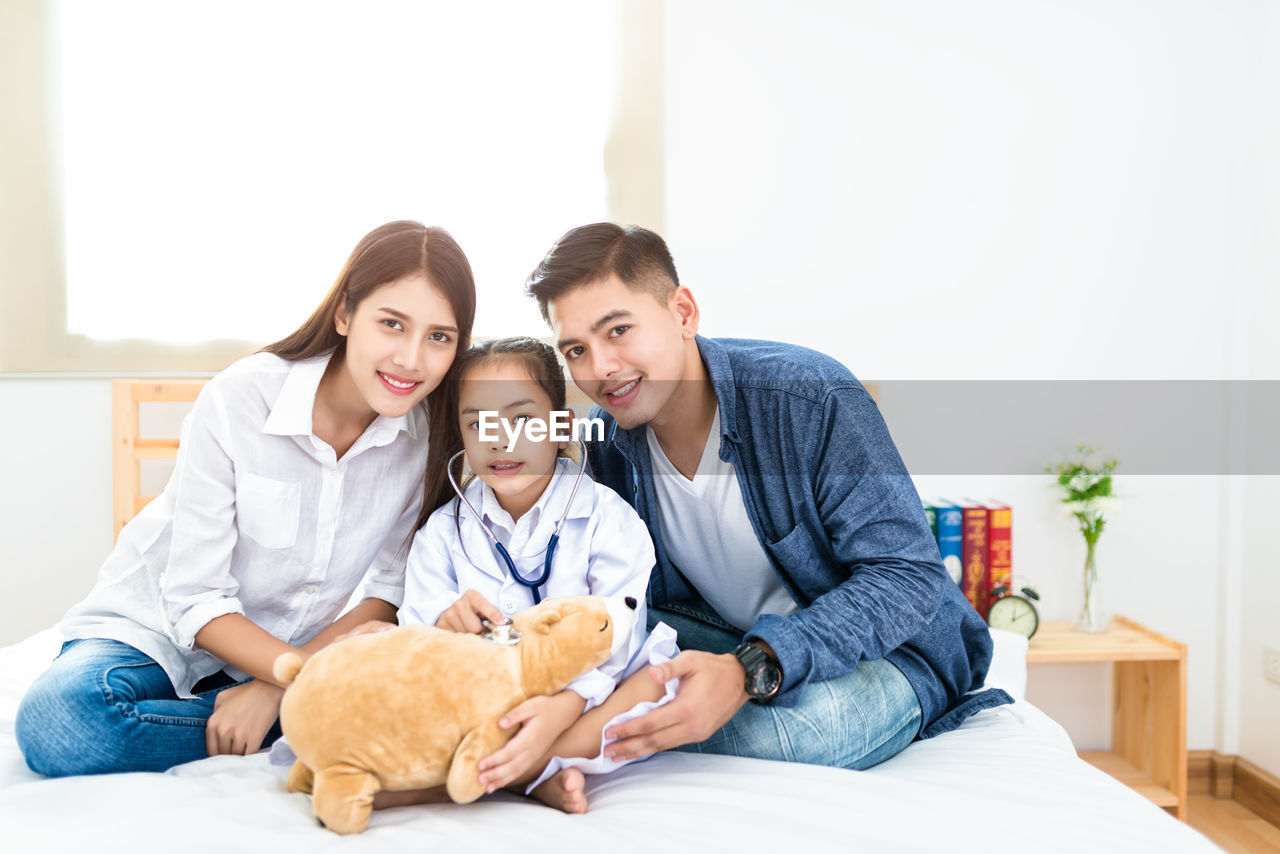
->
[401,458,659,711]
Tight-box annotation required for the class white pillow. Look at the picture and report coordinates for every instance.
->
[982,627,1028,702]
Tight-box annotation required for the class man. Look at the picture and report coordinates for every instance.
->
[525,223,1009,770]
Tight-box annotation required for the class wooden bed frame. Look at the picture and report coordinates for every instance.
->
[111,379,205,539]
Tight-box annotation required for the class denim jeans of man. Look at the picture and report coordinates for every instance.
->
[651,602,922,770]
[15,638,281,777]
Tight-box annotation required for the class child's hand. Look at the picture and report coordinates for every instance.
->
[436,590,505,634]
[477,691,586,793]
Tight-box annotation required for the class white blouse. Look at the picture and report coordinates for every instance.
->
[400,457,657,711]
[62,352,429,697]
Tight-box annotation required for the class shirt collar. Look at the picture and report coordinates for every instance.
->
[461,457,594,534]
[262,350,416,442]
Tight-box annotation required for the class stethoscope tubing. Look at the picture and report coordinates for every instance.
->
[446,447,588,604]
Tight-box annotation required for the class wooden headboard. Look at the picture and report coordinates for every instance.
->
[111,380,205,539]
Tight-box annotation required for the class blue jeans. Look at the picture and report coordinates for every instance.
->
[15,638,280,777]
[652,601,921,770]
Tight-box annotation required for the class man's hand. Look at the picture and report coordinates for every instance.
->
[436,591,505,635]
[333,620,396,644]
[205,679,284,757]
[602,651,749,760]
[476,692,585,793]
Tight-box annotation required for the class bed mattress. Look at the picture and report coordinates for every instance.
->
[0,627,1219,852]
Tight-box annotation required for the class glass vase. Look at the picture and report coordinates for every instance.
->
[1074,539,1109,633]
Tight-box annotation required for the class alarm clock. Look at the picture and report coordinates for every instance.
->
[987,583,1040,639]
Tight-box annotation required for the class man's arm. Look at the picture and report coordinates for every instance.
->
[605,385,943,756]
[744,385,947,705]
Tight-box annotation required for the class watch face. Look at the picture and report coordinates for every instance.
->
[750,661,782,699]
[988,596,1038,638]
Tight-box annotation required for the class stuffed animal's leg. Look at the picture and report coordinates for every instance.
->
[311,763,381,835]
[446,716,517,804]
[286,760,314,794]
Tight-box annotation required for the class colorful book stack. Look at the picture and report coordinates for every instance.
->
[922,499,1012,620]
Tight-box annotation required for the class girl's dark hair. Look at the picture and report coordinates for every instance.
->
[261,220,478,530]
[438,337,571,532]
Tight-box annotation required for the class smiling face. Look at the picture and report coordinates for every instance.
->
[458,360,566,520]
[333,273,460,420]
[547,274,700,430]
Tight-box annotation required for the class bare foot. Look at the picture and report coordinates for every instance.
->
[529,767,588,814]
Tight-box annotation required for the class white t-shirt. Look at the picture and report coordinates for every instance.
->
[400,457,656,711]
[645,408,798,632]
[62,351,428,697]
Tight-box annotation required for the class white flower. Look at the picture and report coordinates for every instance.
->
[1068,473,1098,493]
[1094,496,1122,515]
[1062,500,1096,518]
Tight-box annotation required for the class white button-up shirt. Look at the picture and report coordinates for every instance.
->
[62,352,428,697]
[400,458,656,711]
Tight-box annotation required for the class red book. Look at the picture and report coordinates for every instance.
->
[987,501,1012,603]
[960,501,990,618]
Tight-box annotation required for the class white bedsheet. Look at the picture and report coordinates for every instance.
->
[0,627,1218,853]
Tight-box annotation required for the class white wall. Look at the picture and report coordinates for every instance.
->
[1235,0,1280,778]
[0,380,114,645]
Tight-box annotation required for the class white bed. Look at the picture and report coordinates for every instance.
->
[0,627,1218,853]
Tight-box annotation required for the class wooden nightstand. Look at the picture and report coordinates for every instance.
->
[1027,615,1188,820]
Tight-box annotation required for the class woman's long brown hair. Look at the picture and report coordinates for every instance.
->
[262,220,477,531]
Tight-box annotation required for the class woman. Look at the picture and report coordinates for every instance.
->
[16,220,475,776]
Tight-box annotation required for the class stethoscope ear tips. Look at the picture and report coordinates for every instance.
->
[624,596,637,610]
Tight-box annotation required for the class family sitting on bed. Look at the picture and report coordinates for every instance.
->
[14,220,1010,815]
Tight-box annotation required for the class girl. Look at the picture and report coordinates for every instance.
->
[395,337,676,814]
[16,220,476,777]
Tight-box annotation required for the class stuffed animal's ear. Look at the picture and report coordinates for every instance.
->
[532,609,563,635]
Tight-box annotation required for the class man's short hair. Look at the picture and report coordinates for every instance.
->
[525,223,680,323]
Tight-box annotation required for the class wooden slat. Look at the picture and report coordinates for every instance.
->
[129,381,203,404]
[113,379,205,539]
[112,381,140,541]
[133,440,181,459]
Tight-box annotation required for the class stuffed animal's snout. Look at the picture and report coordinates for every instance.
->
[604,595,641,657]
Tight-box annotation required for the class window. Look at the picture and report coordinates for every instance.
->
[0,0,663,372]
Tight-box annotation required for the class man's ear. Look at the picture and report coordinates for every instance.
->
[669,286,700,340]
[334,298,351,337]
[533,610,563,635]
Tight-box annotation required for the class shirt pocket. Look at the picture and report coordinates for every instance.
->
[763,524,829,603]
[234,472,301,550]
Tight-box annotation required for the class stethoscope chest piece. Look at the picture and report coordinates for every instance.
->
[481,619,521,645]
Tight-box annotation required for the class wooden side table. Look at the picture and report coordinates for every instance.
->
[1027,615,1188,820]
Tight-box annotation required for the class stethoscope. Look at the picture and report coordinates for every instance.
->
[446,446,589,605]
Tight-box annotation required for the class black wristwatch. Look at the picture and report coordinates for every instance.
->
[732,641,782,703]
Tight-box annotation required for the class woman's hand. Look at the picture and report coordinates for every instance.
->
[476,691,586,792]
[205,679,284,757]
[334,620,397,644]
[436,590,505,634]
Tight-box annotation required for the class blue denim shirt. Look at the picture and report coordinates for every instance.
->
[588,336,1011,738]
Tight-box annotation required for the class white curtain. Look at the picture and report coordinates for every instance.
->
[56,0,616,343]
